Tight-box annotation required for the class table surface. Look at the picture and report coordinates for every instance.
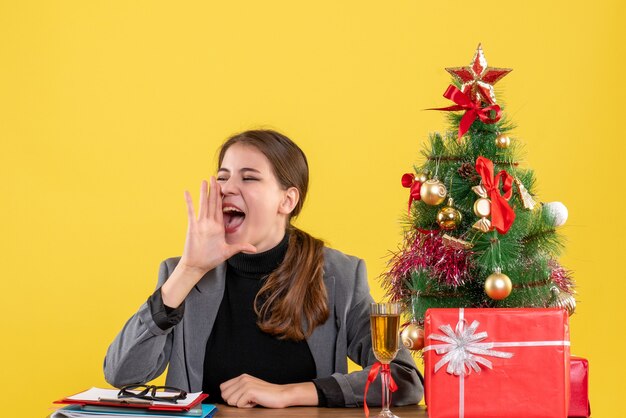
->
[213,404,427,417]
[48,404,427,418]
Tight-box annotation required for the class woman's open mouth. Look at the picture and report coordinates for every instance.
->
[223,205,245,234]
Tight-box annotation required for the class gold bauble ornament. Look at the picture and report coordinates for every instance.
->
[549,287,576,316]
[415,171,429,183]
[437,198,463,230]
[484,270,512,300]
[495,134,511,149]
[401,323,425,351]
[420,179,447,206]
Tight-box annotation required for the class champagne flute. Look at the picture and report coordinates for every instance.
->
[370,302,401,418]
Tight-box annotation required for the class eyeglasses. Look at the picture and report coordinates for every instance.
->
[117,384,187,404]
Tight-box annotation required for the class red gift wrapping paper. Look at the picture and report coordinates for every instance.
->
[424,308,570,418]
[568,356,590,417]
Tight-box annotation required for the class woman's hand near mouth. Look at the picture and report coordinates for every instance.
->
[161,177,257,308]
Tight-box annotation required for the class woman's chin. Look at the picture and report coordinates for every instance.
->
[225,229,245,245]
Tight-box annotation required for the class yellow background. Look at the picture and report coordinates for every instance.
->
[1,1,623,416]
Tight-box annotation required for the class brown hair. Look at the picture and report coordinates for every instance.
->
[218,129,329,341]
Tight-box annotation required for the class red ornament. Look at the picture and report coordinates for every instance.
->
[475,156,516,234]
[445,44,512,105]
[401,173,422,214]
[431,85,502,139]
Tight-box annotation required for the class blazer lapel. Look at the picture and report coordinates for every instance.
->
[182,262,227,391]
[307,273,336,378]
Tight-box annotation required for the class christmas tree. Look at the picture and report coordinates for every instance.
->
[383,45,575,351]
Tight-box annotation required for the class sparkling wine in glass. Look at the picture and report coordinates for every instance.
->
[370,302,401,418]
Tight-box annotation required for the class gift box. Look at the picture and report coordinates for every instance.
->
[424,308,570,418]
[568,356,590,417]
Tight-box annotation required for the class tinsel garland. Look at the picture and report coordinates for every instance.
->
[549,259,575,294]
[383,229,474,302]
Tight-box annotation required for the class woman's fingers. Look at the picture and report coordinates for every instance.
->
[184,190,196,224]
[213,181,224,224]
[220,374,295,408]
[220,374,255,397]
[193,178,223,223]
[220,374,244,395]
[207,177,219,220]
[224,243,257,259]
[224,386,248,407]
[235,392,258,408]
[221,375,262,408]
[197,180,209,219]
[220,378,239,405]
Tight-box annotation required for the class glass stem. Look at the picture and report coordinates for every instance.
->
[381,364,391,413]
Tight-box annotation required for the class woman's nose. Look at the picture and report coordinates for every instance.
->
[219,177,236,195]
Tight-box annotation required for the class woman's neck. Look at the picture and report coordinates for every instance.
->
[227,232,290,278]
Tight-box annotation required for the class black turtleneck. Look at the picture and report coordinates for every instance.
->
[201,234,318,404]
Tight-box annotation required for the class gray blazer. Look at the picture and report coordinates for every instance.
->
[104,248,423,407]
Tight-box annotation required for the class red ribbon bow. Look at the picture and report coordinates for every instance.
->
[364,362,398,417]
[401,173,422,214]
[475,156,515,234]
[430,85,502,139]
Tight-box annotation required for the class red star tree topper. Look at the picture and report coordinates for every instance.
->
[445,44,512,104]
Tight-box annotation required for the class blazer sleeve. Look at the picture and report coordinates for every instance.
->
[329,259,424,407]
[103,259,177,388]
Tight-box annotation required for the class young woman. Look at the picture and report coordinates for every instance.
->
[104,129,423,408]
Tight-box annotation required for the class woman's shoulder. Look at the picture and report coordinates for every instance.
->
[323,246,362,262]
[322,246,365,276]
[322,246,371,307]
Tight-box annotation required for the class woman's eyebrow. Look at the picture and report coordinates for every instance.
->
[217,167,262,174]
[240,168,261,173]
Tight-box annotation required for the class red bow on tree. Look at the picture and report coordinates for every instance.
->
[475,156,515,234]
[401,173,422,214]
[430,85,502,139]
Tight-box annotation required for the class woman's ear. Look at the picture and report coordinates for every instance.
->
[279,187,300,215]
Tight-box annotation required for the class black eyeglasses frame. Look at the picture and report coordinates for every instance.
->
[117,384,187,404]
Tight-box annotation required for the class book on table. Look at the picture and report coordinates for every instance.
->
[52,387,215,418]
[51,403,217,418]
